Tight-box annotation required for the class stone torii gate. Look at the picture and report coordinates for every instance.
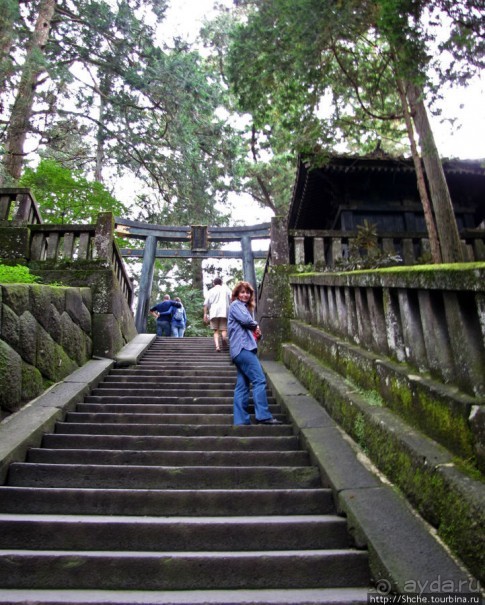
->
[114,217,270,333]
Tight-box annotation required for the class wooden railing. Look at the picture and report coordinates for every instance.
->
[289,229,485,267]
[111,243,134,306]
[0,188,43,225]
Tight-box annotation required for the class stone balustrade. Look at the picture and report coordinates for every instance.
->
[290,265,485,398]
[289,229,485,268]
[0,189,43,225]
[28,215,133,307]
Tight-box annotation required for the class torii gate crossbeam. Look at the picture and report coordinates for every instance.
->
[114,217,270,333]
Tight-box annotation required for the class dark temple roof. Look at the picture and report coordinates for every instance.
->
[288,155,485,230]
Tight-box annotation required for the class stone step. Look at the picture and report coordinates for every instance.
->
[63,412,285,425]
[144,343,229,349]
[0,549,370,590]
[0,514,350,551]
[0,486,335,516]
[0,587,371,605]
[75,403,282,415]
[140,354,231,360]
[40,433,302,451]
[98,378,237,386]
[143,353,229,359]
[7,463,322,489]
[52,422,293,436]
[0,336,372,598]
[109,368,237,377]
[90,387,238,397]
[138,361,232,367]
[27,448,310,467]
[103,376,236,385]
[84,391,275,405]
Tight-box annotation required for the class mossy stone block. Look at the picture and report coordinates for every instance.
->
[50,287,67,314]
[65,288,92,333]
[1,303,19,349]
[21,360,44,402]
[92,314,124,358]
[36,324,76,381]
[0,339,22,411]
[60,311,89,366]
[30,285,53,324]
[19,310,38,366]
[1,284,30,315]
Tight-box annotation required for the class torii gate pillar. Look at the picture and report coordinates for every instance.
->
[241,234,257,291]
[135,235,157,333]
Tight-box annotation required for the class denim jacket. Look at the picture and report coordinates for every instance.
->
[227,299,258,360]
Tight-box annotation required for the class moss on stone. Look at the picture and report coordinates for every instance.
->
[282,341,485,582]
[290,319,478,464]
[416,390,475,461]
[0,338,22,411]
[21,360,44,401]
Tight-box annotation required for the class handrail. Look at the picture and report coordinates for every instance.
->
[0,188,43,225]
[112,242,134,306]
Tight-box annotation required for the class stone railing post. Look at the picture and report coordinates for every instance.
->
[94,212,114,261]
[270,216,290,265]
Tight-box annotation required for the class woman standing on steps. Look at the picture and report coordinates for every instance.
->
[227,281,282,426]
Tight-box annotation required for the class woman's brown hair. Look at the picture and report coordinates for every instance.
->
[231,281,255,312]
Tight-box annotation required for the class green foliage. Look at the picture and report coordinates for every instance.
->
[0,264,40,284]
[334,220,403,270]
[226,0,408,160]
[19,159,127,224]
[225,0,484,192]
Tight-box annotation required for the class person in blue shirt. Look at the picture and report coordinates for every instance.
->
[149,294,181,337]
[227,281,282,426]
[171,297,187,338]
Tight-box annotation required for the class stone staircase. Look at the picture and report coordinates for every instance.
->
[0,337,372,604]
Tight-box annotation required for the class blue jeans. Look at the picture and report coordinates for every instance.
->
[232,348,273,425]
[172,325,185,337]
[156,320,171,337]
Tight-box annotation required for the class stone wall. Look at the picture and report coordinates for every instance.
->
[29,260,137,359]
[0,284,93,418]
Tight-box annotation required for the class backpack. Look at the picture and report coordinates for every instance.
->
[173,307,184,322]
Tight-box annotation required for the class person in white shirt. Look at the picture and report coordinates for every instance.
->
[203,277,232,352]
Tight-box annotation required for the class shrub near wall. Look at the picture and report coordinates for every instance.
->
[0,283,92,418]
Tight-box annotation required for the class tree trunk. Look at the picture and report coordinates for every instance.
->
[406,82,464,263]
[0,0,19,107]
[1,0,56,183]
[94,74,112,183]
[397,78,442,263]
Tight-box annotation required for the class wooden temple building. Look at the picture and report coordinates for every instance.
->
[287,155,485,267]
